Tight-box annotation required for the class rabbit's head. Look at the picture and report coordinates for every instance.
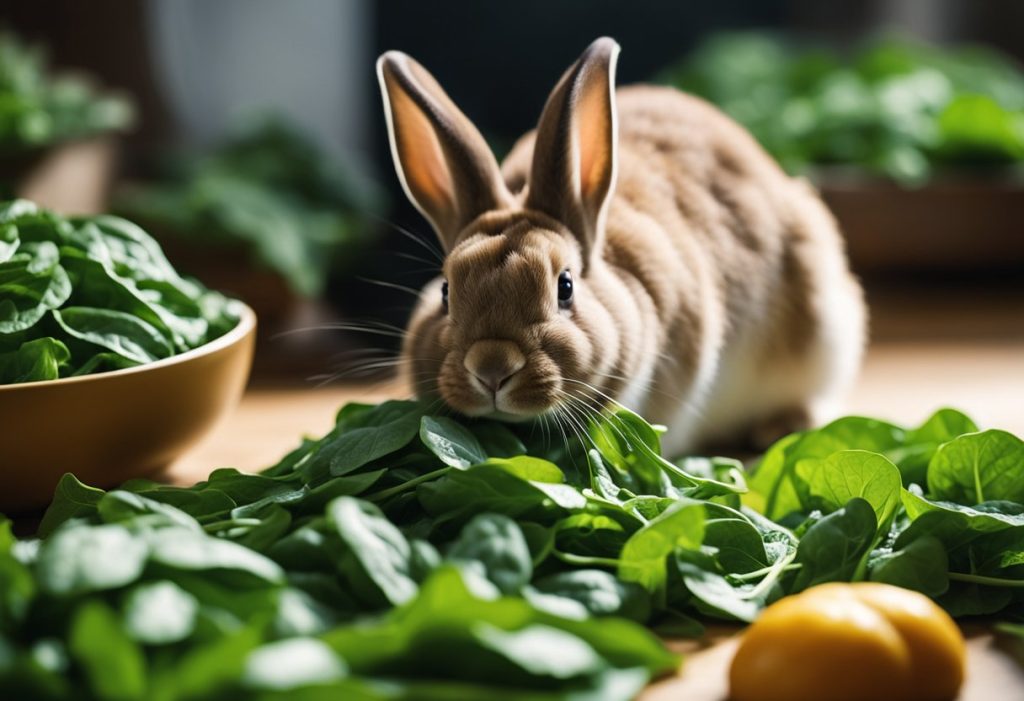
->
[379,38,630,420]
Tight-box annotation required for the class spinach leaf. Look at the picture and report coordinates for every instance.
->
[418,461,585,526]
[242,638,347,691]
[0,246,70,334]
[328,497,418,607]
[892,408,978,485]
[792,498,877,591]
[145,527,284,587]
[798,450,902,531]
[122,580,199,645]
[748,417,904,520]
[0,337,69,383]
[869,536,949,597]
[69,601,147,701]
[928,429,1024,504]
[38,474,106,536]
[419,415,487,468]
[530,570,651,622]
[447,514,532,595]
[305,401,423,481]
[53,307,173,364]
[619,500,705,595]
[36,523,148,596]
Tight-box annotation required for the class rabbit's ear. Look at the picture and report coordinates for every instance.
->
[526,37,620,264]
[378,51,513,251]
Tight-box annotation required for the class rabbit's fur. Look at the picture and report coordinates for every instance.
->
[378,37,865,454]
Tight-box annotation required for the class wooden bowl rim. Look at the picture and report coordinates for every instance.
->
[0,301,256,392]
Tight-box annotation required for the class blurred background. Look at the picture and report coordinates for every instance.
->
[0,0,1021,460]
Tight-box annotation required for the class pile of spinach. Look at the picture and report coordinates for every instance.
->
[2,401,1022,699]
[0,200,240,385]
[116,118,380,297]
[663,32,1024,184]
[0,31,133,155]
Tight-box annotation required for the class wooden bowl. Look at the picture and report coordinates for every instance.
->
[818,173,1024,273]
[0,303,256,513]
[2,136,119,214]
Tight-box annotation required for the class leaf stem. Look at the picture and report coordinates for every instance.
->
[728,562,802,582]
[551,549,622,568]
[203,517,261,532]
[949,571,1024,588]
[740,549,800,600]
[365,467,451,503]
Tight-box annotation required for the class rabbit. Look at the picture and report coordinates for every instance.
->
[376,37,866,455]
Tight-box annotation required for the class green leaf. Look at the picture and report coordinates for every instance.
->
[418,463,585,526]
[145,527,285,586]
[447,514,533,595]
[0,223,19,263]
[869,536,949,597]
[472,622,605,679]
[243,638,347,691]
[0,245,71,334]
[472,421,527,457]
[98,491,201,531]
[36,523,148,596]
[328,497,418,607]
[0,520,34,631]
[123,580,199,645]
[310,401,423,480]
[798,450,903,530]
[891,408,979,485]
[324,566,678,680]
[0,337,70,384]
[38,473,105,537]
[702,517,769,574]
[69,601,147,701]
[70,351,139,376]
[792,497,877,591]
[482,456,566,483]
[748,416,904,519]
[675,558,762,622]
[54,307,173,364]
[928,429,1024,504]
[619,500,705,594]
[530,570,651,622]
[419,415,487,468]
[158,623,264,701]
[901,489,1024,537]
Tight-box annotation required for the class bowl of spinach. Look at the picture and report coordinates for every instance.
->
[0,200,254,510]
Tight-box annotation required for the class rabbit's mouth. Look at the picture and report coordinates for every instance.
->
[438,341,563,419]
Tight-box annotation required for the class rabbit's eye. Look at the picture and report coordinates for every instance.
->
[557,270,573,308]
[441,280,449,313]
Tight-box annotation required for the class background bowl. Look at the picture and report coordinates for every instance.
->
[0,303,256,513]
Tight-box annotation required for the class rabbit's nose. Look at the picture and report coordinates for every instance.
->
[464,341,526,394]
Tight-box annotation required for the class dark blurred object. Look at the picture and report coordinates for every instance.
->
[823,174,1024,272]
[0,30,133,212]
[663,32,1024,185]
[117,117,381,305]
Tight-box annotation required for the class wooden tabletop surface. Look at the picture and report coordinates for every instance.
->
[169,336,1024,699]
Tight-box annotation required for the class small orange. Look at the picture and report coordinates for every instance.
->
[729,582,965,701]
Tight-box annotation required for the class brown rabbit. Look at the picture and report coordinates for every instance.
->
[377,37,866,455]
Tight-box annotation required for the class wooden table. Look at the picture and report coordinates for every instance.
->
[170,337,1024,699]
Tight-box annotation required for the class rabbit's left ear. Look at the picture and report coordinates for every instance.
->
[526,37,620,265]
